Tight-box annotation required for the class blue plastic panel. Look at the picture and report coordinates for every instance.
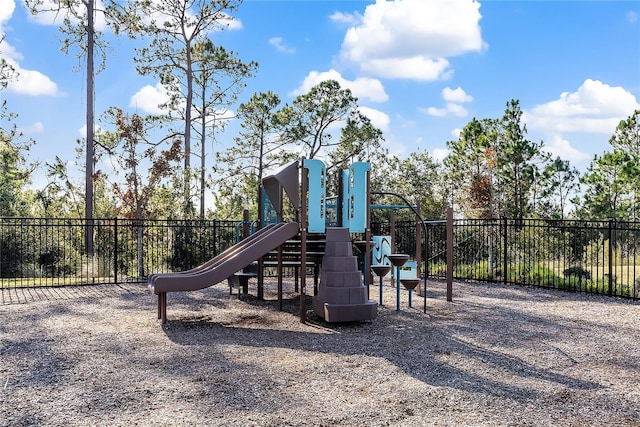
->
[348,162,370,233]
[372,235,392,278]
[399,260,417,279]
[304,159,326,233]
[341,169,350,229]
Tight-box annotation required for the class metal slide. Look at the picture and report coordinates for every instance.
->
[149,221,300,294]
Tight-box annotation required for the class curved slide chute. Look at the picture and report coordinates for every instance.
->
[151,221,300,323]
[147,222,279,286]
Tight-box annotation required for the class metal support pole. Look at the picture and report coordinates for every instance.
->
[396,265,401,312]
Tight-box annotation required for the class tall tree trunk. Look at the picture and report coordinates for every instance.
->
[183,42,193,217]
[199,84,207,219]
[200,114,207,218]
[85,0,95,256]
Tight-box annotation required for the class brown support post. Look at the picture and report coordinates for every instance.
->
[277,243,283,311]
[300,160,307,323]
[446,207,453,302]
[257,185,264,300]
[242,209,250,238]
[159,292,167,324]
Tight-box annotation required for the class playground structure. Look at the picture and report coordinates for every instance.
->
[148,158,380,324]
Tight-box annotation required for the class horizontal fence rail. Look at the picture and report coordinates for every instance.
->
[1,216,638,300]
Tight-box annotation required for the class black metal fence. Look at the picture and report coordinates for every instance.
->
[448,218,640,299]
[0,217,240,287]
[374,218,639,300]
[1,216,639,300]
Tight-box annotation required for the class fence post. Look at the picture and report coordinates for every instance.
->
[502,217,508,285]
[446,207,453,302]
[608,218,614,296]
[114,218,118,285]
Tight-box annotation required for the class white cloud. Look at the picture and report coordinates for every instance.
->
[290,69,388,103]
[545,135,591,164]
[627,10,638,24]
[362,56,453,81]
[1,39,21,62]
[0,0,15,29]
[129,83,171,115]
[383,139,408,158]
[18,121,44,134]
[0,0,61,96]
[269,37,295,54]
[421,86,472,117]
[423,106,447,117]
[442,86,473,103]
[445,103,468,117]
[330,11,362,26]
[357,106,390,132]
[339,0,485,80]
[24,0,109,31]
[451,128,463,139]
[432,147,449,162]
[524,79,640,134]
[5,65,60,95]
[396,114,415,130]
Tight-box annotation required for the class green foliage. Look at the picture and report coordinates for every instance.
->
[578,110,640,221]
[526,264,564,287]
[454,261,496,282]
[111,0,247,215]
[38,241,77,277]
[168,221,235,271]
[213,91,289,219]
[0,227,33,277]
[444,100,546,219]
[0,140,33,217]
[537,157,580,219]
[273,80,358,160]
[190,39,258,218]
[579,151,632,220]
[498,99,546,219]
[504,263,565,288]
[563,266,592,280]
[444,117,499,218]
[0,50,36,217]
[98,108,182,220]
[373,150,448,221]
[330,111,387,172]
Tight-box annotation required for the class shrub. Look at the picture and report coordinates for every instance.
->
[563,266,591,280]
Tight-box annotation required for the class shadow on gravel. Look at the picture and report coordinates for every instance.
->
[160,296,605,404]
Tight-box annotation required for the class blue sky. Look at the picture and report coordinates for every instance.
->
[1,0,639,191]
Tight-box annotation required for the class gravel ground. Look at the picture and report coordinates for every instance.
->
[1,279,639,426]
